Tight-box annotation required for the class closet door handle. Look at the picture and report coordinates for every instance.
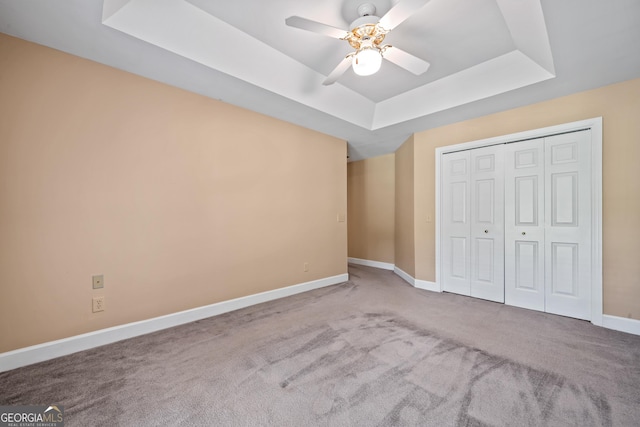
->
[522,232,526,235]
[484,230,488,234]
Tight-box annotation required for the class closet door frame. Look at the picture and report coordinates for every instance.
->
[435,117,603,326]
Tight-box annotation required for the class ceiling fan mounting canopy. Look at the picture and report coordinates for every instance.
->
[356,3,377,18]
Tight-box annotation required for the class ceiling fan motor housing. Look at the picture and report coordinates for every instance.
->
[347,15,387,50]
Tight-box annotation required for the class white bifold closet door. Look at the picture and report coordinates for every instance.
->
[442,150,471,296]
[504,138,546,311]
[544,131,592,319]
[442,145,504,303]
[505,130,592,320]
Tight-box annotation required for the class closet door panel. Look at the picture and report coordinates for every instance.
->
[544,131,592,320]
[442,151,471,296]
[470,145,504,302]
[504,139,545,311]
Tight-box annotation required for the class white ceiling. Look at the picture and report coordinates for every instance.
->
[1,0,639,161]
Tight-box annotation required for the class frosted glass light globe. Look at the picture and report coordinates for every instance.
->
[352,47,382,76]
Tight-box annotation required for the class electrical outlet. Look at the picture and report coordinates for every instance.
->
[304,262,309,272]
[92,274,104,289]
[92,296,105,313]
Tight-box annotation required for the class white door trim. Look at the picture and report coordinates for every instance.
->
[435,117,603,326]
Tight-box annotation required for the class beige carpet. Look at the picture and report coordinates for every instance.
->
[1,264,639,426]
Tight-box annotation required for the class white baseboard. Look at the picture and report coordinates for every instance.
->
[393,266,414,286]
[394,267,441,293]
[415,279,441,292]
[0,273,349,373]
[349,261,440,294]
[348,257,394,271]
[602,314,640,336]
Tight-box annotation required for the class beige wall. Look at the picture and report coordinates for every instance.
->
[412,78,640,319]
[394,137,415,276]
[0,34,347,353]
[347,154,395,263]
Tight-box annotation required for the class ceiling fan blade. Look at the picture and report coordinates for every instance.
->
[383,46,430,75]
[378,0,430,31]
[285,16,349,39]
[323,56,353,86]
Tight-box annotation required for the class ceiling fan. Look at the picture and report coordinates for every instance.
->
[285,0,431,85]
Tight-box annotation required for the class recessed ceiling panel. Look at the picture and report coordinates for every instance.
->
[102,0,555,132]
[187,0,516,102]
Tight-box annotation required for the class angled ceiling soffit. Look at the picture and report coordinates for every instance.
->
[102,0,554,131]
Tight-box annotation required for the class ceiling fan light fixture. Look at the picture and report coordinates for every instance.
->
[352,45,382,76]
[285,0,432,85]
